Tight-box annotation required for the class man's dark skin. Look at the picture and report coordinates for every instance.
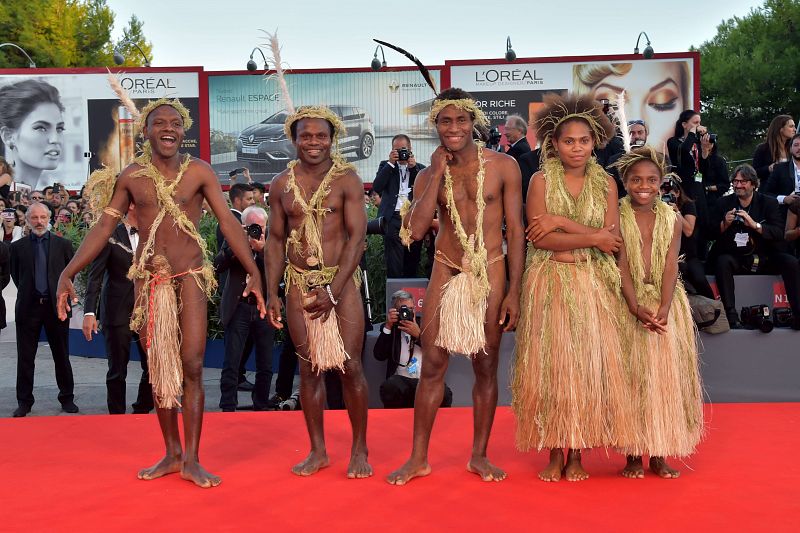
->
[265,117,372,478]
[57,105,265,488]
[387,102,525,485]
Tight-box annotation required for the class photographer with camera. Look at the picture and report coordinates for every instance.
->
[661,176,715,299]
[709,164,800,329]
[372,134,426,278]
[486,127,503,152]
[373,290,452,409]
[214,205,275,410]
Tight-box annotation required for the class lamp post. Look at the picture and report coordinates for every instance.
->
[633,32,654,59]
[247,47,269,72]
[505,36,516,62]
[0,43,36,68]
[113,40,151,67]
[370,45,387,71]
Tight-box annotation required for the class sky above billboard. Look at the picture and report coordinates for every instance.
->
[107,0,757,70]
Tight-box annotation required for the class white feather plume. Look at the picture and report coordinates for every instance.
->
[106,68,141,121]
[261,30,295,114]
[614,91,631,153]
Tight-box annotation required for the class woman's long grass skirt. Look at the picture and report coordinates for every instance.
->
[512,259,636,451]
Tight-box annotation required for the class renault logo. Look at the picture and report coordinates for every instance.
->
[388,80,400,93]
[248,134,255,143]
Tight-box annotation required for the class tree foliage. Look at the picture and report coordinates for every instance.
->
[0,0,153,69]
[697,0,800,163]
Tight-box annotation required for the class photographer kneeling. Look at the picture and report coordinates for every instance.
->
[709,164,800,329]
[373,290,453,408]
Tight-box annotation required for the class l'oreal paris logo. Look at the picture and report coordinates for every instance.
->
[474,69,543,85]
[119,77,178,93]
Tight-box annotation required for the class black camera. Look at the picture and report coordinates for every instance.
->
[708,133,717,144]
[366,216,386,236]
[772,307,794,328]
[397,147,410,161]
[488,127,502,145]
[398,305,414,322]
[740,304,773,333]
[246,223,263,239]
[661,192,675,204]
[732,210,745,225]
[52,183,61,194]
[228,167,247,178]
[600,98,611,115]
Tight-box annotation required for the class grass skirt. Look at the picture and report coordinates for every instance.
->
[619,285,704,457]
[512,259,636,451]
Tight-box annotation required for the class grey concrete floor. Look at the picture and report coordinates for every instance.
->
[0,323,283,418]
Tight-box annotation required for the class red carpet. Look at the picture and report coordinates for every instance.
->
[1,404,797,532]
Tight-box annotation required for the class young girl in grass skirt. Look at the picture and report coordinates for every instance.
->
[512,94,636,482]
[614,146,704,479]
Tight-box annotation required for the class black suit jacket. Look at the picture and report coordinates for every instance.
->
[373,318,421,379]
[505,137,531,163]
[216,209,243,251]
[214,242,266,328]
[518,148,541,202]
[0,241,10,329]
[10,231,74,317]
[372,161,425,221]
[709,192,786,258]
[84,224,135,327]
[762,161,797,223]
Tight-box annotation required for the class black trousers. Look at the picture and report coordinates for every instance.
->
[15,300,74,408]
[220,301,274,410]
[680,257,715,299]
[380,374,453,409]
[274,332,297,400]
[384,213,422,278]
[714,252,800,316]
[104,324,153,414]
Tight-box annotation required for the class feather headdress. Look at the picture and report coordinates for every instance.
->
[262,30,295,114]
[614,91,631,153]
[373,38,438,96]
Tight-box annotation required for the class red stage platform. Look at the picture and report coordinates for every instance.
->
[1,404,797,531]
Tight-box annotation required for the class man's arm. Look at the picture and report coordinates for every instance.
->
[57,172,133,319]
[330,172,368,299]
[265,173,288,328]
[373,327,393,361]
[213,241,236,275]
[199,160,264,314]
[372,161,393,196]
[403,146,452,242]
[500,155,524,331]
[759,195,785,242]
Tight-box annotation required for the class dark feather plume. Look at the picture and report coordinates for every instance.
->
[373,39,438,96]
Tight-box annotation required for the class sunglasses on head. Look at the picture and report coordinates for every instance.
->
[628,120,646,127]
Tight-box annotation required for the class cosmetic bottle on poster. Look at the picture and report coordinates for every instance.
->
[118,106,135,170]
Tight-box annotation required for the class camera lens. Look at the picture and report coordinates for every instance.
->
[246,223,262,239]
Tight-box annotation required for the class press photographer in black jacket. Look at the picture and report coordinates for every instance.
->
[709,164,800,329]
[373,290,452,408]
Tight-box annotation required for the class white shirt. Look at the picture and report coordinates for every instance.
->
[394,163,411,212]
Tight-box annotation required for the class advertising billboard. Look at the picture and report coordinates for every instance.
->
[207,68,442,185]
[0,67,201,192]
[447,53,699,152]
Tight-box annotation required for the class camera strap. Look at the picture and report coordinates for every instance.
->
[750,254,760,273]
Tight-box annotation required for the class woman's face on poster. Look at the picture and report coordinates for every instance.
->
[589,61,685,150]
[9,102,65,174]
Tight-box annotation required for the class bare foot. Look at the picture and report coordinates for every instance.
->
[180,460,221,488]
[137,454,181,481]
[292,450,330,476]
[649,456,680,479]
[564,449,589,482]
[467,455,507,482]
[347,450,373,479]
[622,455,645,479]
[386,457,431,486]
[538,448,564,482]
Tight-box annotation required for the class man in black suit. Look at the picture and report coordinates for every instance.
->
[518,148,542,204]
[83,203,153,414]
[216,181,257,391]
[762,133,800,227]
[503,114,531,164]
[0,241,9,333]
[709,164,800,329]
[215,205,274,411]
[373,290,452,408]
[372,135,425,278]
[10,202,77,416]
